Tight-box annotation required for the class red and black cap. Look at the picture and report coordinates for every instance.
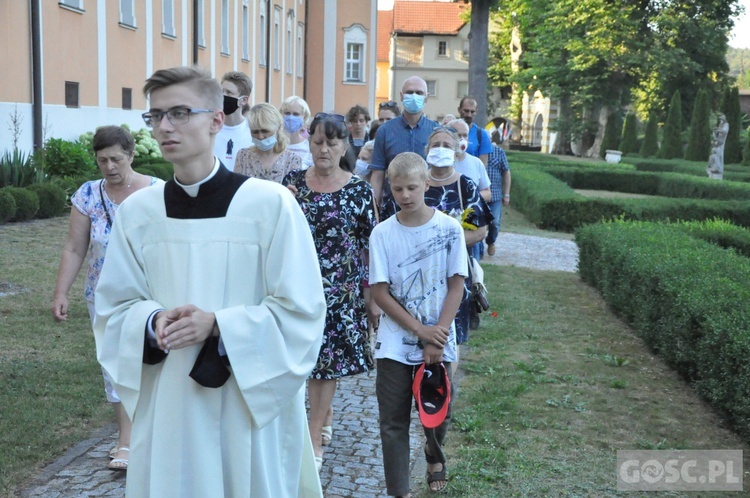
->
[412,362,451,429]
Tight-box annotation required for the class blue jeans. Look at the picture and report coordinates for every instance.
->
[486,200,503,245]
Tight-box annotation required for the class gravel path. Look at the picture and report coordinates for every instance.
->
[482,232,579,272]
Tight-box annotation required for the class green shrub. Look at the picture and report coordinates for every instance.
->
[25,183,68,218]
[0,189,16,223]
[0,149,45,188]
[3,186,39,221]
[658,90,684,160]
[576,219,750,439]
[743,127,750,166]
[599,111,621,158]
[41,138,97,178]
[685,88,711,162]
[639,114,659,157]
[619,113,639,155]
[725,87,743,165]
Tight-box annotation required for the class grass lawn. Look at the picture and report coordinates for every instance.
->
[0,215,111,495]
[2,212,749,496]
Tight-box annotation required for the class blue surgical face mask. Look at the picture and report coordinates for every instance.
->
[283,115,304,134]
[355,159,370,177]
[402,93,426,114]
[253,135,277,151]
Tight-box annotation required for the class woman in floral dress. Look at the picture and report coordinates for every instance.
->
[234,103,301,182]
[283,113,377,471]
[52,125,163,471]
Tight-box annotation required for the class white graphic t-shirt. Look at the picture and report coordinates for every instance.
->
[214,120,253,171]
[369,209,468,365]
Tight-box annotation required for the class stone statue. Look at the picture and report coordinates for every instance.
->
[707,113,729,180]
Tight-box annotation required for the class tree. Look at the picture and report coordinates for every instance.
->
[685,88,712,161]
[724,86,743,163]
[619,113,639,155]
[658,90,683,159]
[466,0,501,127]
[600,112,621,158]
[743,127,750,165]
[639,113,659,157]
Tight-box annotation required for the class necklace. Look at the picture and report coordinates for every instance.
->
[429,170,456,183]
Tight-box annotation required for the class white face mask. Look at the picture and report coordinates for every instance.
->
[458,139,469,152]
[426,147,456,167]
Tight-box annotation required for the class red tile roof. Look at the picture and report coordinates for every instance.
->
[377,10,394,62]
[391,1,468,36]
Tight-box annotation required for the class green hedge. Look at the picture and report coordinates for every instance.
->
[26,183,68,219]
[576,219,750,438]
[0,189,16,223]
[511,163,750,232]
[2,187,39,221]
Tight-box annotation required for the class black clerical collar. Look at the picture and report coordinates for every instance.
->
[164,164,249,219]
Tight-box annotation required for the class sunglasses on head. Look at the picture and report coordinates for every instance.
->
[433,126,457,134]
[379,101,399,109]
[313,112,345,123]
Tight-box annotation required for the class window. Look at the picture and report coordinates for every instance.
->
[273,7,281,70]
[259,3,267,66]
[286,14,293,75]
[345,43,363,81]
[297,23,304,76]
[162,0,175,37]
[395,37,422,67]
[462,40,470,60]
[195,0,205,47]
[120,0,135,27]
[242,1,250,60]
[65,81,79,108]
[343,24,367,83]
[426,80,437,97]
[122,88,132,110]
[59,0,84,10]
[456,81,468,99]
[221,0,229,54]
[438,40,447,57]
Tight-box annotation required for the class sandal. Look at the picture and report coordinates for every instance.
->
[108,445,119,459]
[314,455,323,473]
[321,425,333,446]
[426,463,447,493]
[108,447,129,471]
[424,446,447,493]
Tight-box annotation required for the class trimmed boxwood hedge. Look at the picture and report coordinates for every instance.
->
[0,188,16,223]
[576,219,750,439]
[3,186,39,221]
[26,183,68,218]
[512,162,750,232]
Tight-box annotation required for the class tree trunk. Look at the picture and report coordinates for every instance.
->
[585,106,609,158]
[469,0,491,127]
[551,95,573,155]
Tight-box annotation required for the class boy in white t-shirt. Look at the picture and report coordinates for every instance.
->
[369,152,467,497]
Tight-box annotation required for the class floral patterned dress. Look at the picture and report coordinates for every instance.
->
[383,174,490,344]
[282,169,378,379]
[234,147,302,183]
[71,177,162,306]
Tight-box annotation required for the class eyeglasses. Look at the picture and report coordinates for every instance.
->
[379,101,399,109]
[313,112,345,123]
[142,107,215,128]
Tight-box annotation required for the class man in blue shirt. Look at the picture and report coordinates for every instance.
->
[370,76,439,209]
[486,145,511,256]
[458,97,492,166]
